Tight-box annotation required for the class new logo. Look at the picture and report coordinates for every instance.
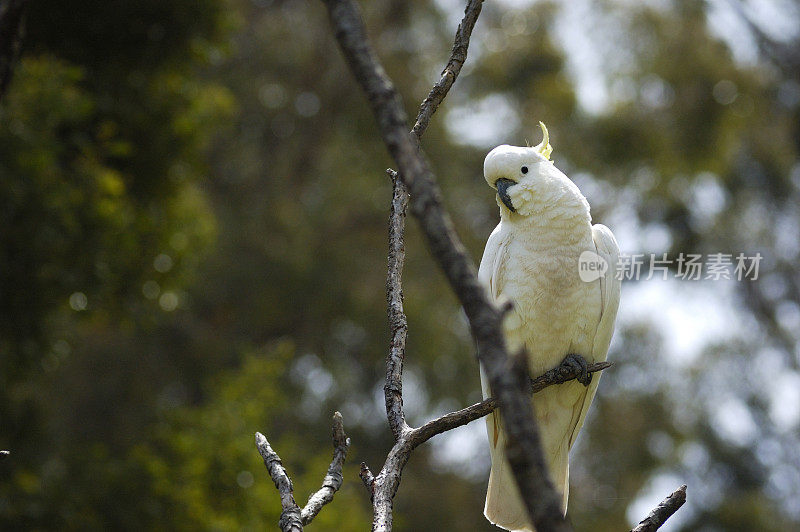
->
[578,250,608,282]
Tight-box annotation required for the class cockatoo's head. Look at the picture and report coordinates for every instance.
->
[484,123,589,219]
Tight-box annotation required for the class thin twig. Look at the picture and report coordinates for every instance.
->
[256,432,303,532]
[411,362,613,447]
[256,412,351,531]
[359,462,376,499]
[383,0,483,440]
[411,0,484,138]
[322,0,569,530]
[630,485,687,532]
[379,0,485,525]
[531,360,612,393]
[384,169,410,441]
[300,412,351,525]
[384,0,481,445]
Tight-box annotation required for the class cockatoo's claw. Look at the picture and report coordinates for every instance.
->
[559,353,592,386]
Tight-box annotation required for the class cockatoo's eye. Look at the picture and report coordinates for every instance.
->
[521,166,529,174]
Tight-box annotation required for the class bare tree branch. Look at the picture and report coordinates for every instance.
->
[256,432,303,532]
[255,3,486,527]
[411,0,484,138]
[376,2,486,525]
[531,360,612,394]
[0,0,27,103]
[384,168,410,441]
[256,412,351,531]
[630,485,687,532]
[359,462,376,498]
[384,0,483,444]
[322,0,569,529]
[368,360,613,530]
[411,362,613,446]
[300,411,351,525]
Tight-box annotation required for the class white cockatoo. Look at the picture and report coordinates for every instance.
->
[478,123,620,531]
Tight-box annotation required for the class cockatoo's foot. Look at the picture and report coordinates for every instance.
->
[559,353,592,386]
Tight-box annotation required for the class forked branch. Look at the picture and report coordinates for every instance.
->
[256,412,351,532]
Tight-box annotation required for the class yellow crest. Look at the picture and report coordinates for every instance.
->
[535,121,553,161]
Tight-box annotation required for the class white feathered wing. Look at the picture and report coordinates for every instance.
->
[478,223,620,532]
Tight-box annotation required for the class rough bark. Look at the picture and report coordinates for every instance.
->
[384,168,410,442]
[256,412,351,531]
[630,485,687,532]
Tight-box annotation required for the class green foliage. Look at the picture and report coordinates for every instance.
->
[132,340,370,530]
[2,0,799,530]
[0,56,226,365]
[1,0,234,528]
[0,33,233,377]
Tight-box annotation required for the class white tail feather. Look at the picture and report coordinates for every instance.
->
[483,411,569,532]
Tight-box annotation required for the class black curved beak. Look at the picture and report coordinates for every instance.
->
[495,178,517,212]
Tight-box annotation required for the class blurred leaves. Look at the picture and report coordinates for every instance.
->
[1,0,799,530]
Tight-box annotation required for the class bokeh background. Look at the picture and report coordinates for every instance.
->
[2,0,799,530]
